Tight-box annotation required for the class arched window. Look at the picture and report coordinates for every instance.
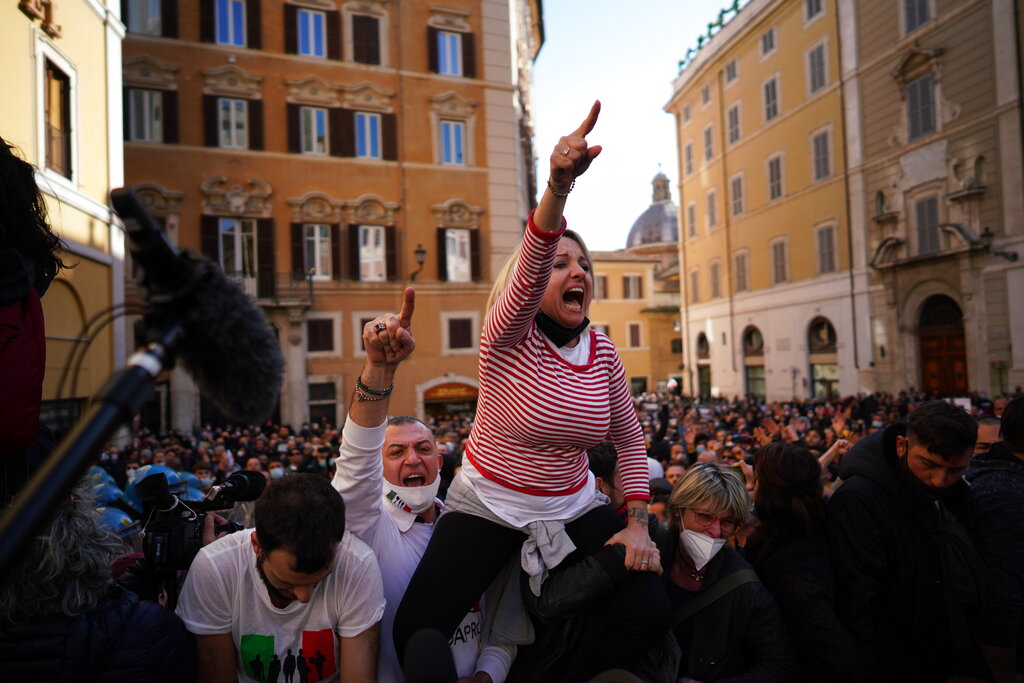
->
[742,326,765,400]
[696,333,710,360]
[808,317,838,399]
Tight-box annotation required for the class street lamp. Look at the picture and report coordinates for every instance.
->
[411,244,427,281]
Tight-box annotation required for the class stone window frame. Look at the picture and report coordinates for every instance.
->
[428,91,478,167]
[342,0,389,66]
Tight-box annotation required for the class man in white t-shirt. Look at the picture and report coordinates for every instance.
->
[333,288,514,682]
[177,473,384,682]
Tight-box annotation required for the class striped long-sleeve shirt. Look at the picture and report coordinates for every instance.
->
[463,211,650,504]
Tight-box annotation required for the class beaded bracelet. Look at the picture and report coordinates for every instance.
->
[546,178,575,198]
[356,376,393,397]
[355,388,388,402]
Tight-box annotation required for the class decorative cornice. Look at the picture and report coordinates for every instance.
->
[429,91,478,118]
[201,176,273,217]
[287,191,345,222]
[124,55,180,90]
[201,65,264,99]
[343,194,400,225]
[284,76,343,106]
[428,5,470,31]
[431,199,483,228]
[133,182,184,214]
[340,82,396,112]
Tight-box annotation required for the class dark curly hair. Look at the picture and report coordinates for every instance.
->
[0,138,67,283]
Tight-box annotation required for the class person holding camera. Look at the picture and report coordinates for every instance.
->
[175,473,385,682]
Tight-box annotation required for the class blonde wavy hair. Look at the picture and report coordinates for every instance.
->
[485,228,594,312]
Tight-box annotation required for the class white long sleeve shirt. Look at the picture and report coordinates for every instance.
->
[332,417,514,683]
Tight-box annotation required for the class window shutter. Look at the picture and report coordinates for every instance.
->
[354,15,382,64]
[256,218,275,298]
[427,27,439,72]
[287,103,301,153]
[163,0,179,38]
[123,87,131,141]
[347,225,360,280]
[353,15,380,64]
[248,99,264,150]
[163,90,179,143]
[461,32,476,78]
[335,109,355,157]
[246,0,262,49]
[326,10,341,60]
[284,4,298,54]
[200,0,214,42]
[203,95,218,147]
[291,223,304,279]
[385,225,397,280]
[201,216,220,262]
[381,113,397,161]
[470,228,481,281]
[638,277,644,299]
[331,224,342,280]
[436,228,448,282]
[328,108,345,157]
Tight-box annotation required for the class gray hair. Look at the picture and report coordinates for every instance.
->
[0,480,121,624]
[667,463,749,535]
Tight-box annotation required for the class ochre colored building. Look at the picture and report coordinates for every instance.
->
[3,1,126,439]
[667,0,861,400]
[589,172,683,394]
[122,0,543,427]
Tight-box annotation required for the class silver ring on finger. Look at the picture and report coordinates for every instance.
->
[562,147,571,156]
[374,321,387,332]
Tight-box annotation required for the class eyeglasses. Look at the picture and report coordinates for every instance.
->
[685,508,740,534]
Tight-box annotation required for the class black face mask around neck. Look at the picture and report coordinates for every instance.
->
[535,312,590,348]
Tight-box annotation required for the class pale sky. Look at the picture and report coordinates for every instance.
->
[531,1,716,251]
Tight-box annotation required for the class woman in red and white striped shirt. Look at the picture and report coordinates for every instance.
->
[395,103,669,680]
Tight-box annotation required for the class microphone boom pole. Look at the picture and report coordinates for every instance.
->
[0,324,182,579]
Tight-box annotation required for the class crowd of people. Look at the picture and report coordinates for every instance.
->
[3,108,1024,683]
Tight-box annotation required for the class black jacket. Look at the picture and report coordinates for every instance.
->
[0,586,196,682]
[747,536,862,682]
[828,425,980,681]
[967,443,1024,653]
[508,517,678,683]
[658,535,797,682]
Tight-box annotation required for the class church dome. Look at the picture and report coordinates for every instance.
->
[626,172,678,248]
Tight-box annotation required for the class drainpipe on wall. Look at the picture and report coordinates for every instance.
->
[834,0,861,372]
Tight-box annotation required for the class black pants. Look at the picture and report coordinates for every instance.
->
[393,505,670,678]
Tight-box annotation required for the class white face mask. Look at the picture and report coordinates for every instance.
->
[680,529,727,570]
[384,476,441,515]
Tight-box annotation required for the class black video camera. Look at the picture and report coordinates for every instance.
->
[136,471,266,570]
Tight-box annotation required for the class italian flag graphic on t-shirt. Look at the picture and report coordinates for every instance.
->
[240,629,336,682]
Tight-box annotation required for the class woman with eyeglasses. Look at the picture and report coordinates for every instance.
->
[744,442,861,682]
[660,462,797,682]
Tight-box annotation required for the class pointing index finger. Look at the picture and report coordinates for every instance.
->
[398,287,416,329]
[571,100,601,138]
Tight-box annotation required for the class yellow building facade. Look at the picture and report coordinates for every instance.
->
[589,172,684,394]
[2,1,125,439]
[666,0,865,400]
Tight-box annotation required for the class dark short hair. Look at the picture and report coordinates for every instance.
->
[254,473,344,573]
[587,440,618,482]
[1001,396,1024,454]
[387,415,431,431]
[907,400,977,461]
